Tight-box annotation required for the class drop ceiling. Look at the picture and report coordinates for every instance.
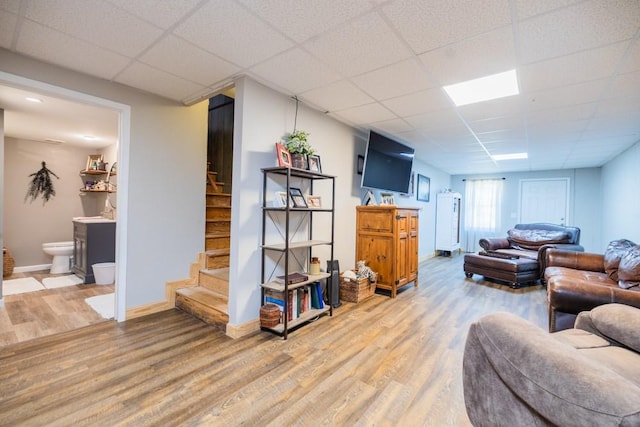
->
[1,0,639,174]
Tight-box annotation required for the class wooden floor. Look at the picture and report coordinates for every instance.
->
[0,255,547,426]
[1,270,114,345]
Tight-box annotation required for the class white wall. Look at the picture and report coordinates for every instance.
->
[0,49,208,310]
[228,77,363,325]
[601,140,640,250]
[451,167,602,253]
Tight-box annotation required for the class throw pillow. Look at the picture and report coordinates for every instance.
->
[507,229,570,250]
[618,245,640,289]
[604,239,636,282]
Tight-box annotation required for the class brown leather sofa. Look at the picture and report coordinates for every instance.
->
[464,223,583,288]
[545,243,640,332]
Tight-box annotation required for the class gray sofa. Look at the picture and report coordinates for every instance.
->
[463,304,640,426]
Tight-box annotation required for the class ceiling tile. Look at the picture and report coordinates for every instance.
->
[526,103,597,126]
[249,48,341,95]
[370,118,414,134]
[519,42,628,93]
[115,61,205,101]
[106,0,201,29]
[468,116,525,134]
[299,80,373,113]
[619,39,640,74]
[16,20,131,80]
[525,79,608,112]
[0,10,17,49]
[404,108,464,130]
[303,11,412,77]
[351,58,434,101]
[518,0,640,64]
[382,88,452,118]
[174,0,293,68]
[237,0,375,43]
[24,0,162,57]
[333,102,397,125]
[606,70,640,100]
[382,0,511,54]
[515,0,583,20]
[140,35,240,86]
[458,96,522,122]
[419,26,516,86]
[0,0,20,13]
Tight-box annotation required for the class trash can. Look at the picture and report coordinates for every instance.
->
[93,262,115,285]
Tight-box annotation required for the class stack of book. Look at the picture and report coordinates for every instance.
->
[264,281,325,323]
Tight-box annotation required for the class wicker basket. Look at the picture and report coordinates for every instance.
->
[339,271,376,303]
[3,248,15,278]
[260,303,281,328]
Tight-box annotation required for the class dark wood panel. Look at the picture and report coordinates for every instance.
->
[0,255,547,425]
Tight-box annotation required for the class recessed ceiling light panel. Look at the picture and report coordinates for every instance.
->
[492,152,528,161]
[443,69,519,107]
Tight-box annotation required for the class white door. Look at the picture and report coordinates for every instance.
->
[519,178,569,225]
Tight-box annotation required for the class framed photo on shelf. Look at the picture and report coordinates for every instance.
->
[417,174,430,202]
[275,143,292,168]
[306,195,322,208]
[86,154,103,171]
[380,192,395,205]
[308,154,322,172]
[274,191,289,208]
[289,187,307,208]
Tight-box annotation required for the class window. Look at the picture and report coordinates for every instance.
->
[464,179,504,251]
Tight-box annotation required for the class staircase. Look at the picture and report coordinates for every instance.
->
[175,170,230,329]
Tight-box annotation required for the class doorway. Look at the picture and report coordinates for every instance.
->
[0,71,130,339]
[519,178,570,225]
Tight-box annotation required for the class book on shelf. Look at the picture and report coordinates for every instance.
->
[264,285,315,322]
[276,272,309,284]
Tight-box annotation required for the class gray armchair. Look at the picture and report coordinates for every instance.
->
[463,304,640,426]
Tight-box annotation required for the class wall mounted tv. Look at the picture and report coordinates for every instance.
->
[361,130,415,194]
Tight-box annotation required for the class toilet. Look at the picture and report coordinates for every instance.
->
[42,241,74,274]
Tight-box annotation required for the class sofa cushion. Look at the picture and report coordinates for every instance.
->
[507,229,570,250]
[604,239,636,281]
[590,303,640,353]
[619,245,640,289]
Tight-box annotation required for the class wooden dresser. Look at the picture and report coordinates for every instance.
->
[355,206,419,298]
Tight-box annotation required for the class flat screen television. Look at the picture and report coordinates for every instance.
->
[361,130,415,193]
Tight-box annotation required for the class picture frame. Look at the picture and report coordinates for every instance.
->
[306,195,322,208]
[274,191,289,208]
[86,154,103,171]
[289,187,307,208]
[380,192,395,205]
[363,189,377,206]
[417,174,430,202]
[307,154,322,173]
[401,172,415,197]
[275,143,292,168]
[357,155,364,175]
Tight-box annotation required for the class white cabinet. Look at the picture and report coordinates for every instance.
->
[435,192,462,255]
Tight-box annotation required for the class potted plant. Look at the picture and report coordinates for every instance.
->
[284,130,314,169]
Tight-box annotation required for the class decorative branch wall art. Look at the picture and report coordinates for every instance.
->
[25,161,59,205]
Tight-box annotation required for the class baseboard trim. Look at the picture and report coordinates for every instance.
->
[226,318,260,339]
[126,301,172,320]
[14,264,51,273]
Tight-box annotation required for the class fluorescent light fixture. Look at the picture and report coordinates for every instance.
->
[25,97,43,103]
[492,152,528,161]
[443,69,519,106]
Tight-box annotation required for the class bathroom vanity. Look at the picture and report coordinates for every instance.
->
[72,217,116,284]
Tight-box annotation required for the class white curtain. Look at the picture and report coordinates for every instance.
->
[464,179,504,252]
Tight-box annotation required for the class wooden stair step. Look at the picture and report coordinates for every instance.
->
[175,287,228,326]
[204,249,230,269]
[205,248,230,257]
[199,267,229,296]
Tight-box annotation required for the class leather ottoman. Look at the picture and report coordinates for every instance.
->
[464,252,540,288]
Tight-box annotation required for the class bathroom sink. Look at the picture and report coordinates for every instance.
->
[73,216,116,223]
